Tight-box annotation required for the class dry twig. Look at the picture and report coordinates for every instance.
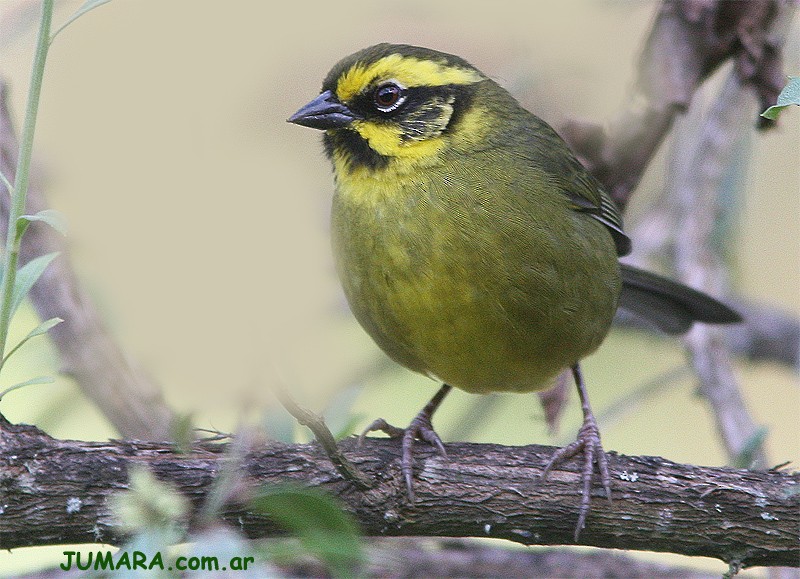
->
[274,385,373,490]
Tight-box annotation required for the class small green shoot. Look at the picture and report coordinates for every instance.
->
[0,375,55,401]
[170,412,196,454]
[6,252,60,318]
[732,426,769,469]
[0,0,111,390]
[0,0,55,367]
[1,316,63,372]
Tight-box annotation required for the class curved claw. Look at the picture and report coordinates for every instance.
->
[357,418,405,447]
[359,384,452,501]
[400,410,448,501]
[542,416,612,541]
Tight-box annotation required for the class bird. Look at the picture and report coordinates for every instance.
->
[287,43,741,540]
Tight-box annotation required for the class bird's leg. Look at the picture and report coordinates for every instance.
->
[542,364,612,541]
[358,383,452,501]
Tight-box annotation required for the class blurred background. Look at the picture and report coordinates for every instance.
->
[0,0,797,575]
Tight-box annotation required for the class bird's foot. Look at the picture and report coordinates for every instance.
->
[542,412,612,541]
[358,410,446,501]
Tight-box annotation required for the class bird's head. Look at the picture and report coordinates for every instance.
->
[288,44,490,173]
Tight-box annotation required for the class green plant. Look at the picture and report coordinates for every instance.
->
[0,0,111,400]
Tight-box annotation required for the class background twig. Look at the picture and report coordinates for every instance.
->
[0,77,175,440]
[560,0,796,470]
[274,385,374,490]
[671,68,768,467]
[561,0,790,209]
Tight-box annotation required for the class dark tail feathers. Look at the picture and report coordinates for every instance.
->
[618,263,742,335]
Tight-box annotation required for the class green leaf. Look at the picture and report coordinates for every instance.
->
[110,465,190,534]
[18,209,68,236]
[0,375,55,401]
[29,316,63,336]
[171,412,195,454]
[50,0,114,43]
[9,252,59,318]
[250,484,362,577]
[761,76,800,120]
[2,317,63,366]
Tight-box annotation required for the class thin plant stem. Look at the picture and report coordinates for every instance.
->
[0,0,54,361]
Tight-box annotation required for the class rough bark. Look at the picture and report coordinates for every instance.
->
[1,416,797,569]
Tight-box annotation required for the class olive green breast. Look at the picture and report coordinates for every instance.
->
[330,136,621,394]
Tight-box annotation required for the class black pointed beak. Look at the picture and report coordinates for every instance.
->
[288,90,356,130]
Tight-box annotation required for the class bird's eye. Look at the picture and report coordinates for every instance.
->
[373,83,406,112]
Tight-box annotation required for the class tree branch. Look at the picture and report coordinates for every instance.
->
[615,301,800,370]
[671,66,769,468]
[363,539,725,579]
[1,416,797,569]
[724,301,800,369]
[560,0,791,209]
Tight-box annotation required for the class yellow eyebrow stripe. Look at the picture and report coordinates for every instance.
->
[336,54,483,101]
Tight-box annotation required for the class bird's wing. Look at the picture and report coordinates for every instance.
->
[564,182,631,257]
[518,114,631,256]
